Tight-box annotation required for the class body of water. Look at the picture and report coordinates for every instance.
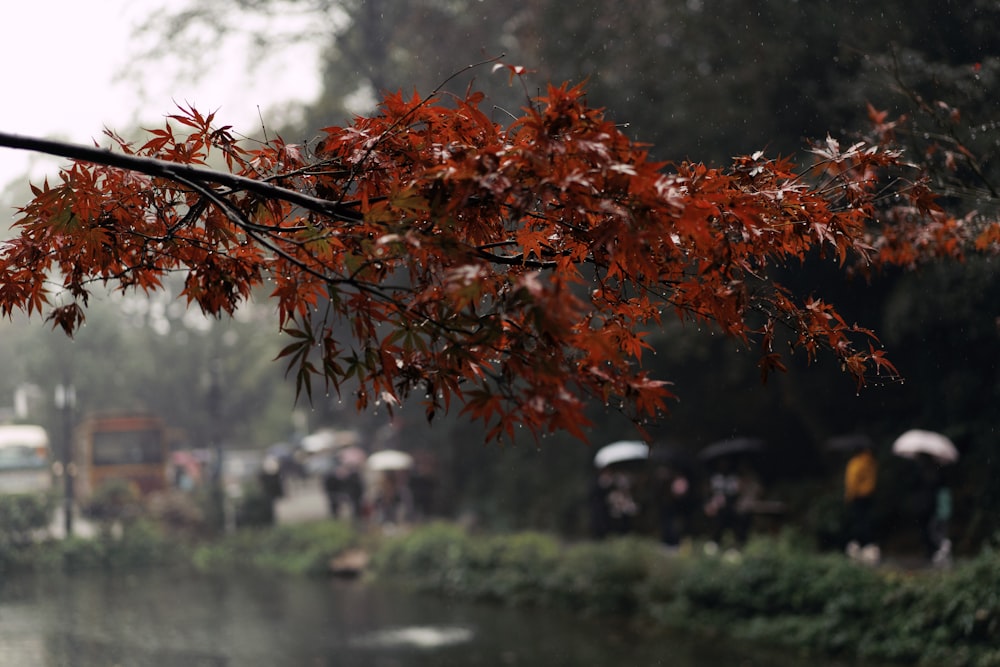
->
[0,569,856,666]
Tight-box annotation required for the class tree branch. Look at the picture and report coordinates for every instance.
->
[0,131,365,223]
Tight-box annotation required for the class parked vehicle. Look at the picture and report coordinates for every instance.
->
[0,424,52,495]
[74,415,168,501]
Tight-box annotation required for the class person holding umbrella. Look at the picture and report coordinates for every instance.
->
[366,450,415,527]
[700,438,763,552]
[590,441,647,538]
[843,438,879,564]
[916,453,953,566]
[893,429,958,567]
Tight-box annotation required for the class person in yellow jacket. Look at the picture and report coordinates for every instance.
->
[844,442,878,562]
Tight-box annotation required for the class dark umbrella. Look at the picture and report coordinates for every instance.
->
[698,437,765,461]
[825,434,874,453]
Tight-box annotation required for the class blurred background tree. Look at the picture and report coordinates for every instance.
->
[0,282,298,451]
[3,0,999,546]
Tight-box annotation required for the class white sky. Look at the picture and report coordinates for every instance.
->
[0,0,322,201]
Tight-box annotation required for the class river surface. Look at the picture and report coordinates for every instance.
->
[0,569,857,667]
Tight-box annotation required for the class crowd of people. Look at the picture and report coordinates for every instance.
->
[589,452,765,555]
[254,441,439,530]
[590,435,957,568]
[250,428,958,565]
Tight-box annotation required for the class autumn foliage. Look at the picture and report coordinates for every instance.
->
[1,70,994,441]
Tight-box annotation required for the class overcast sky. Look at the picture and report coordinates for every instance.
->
[0,0,321,200]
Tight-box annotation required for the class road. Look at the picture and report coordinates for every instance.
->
[44,477,332,540]
[274,477,332,524]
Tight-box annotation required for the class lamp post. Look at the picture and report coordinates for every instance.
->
[205,359,228,531]
[207,360,223,485]
[54,383,76,537]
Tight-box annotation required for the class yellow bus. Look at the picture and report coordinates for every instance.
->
[74,415,169,501]
[0,424,52,495]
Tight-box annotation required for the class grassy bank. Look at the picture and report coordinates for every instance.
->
[5,515,998,667]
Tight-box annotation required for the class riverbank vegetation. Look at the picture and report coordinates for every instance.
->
[370,523,1000,667]
[192,520,357,576]
[2,491,997,667]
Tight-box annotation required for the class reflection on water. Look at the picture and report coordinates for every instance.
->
[350,625,475,649]
[0,568,851,667]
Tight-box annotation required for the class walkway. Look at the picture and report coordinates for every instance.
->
[274,477,331,524]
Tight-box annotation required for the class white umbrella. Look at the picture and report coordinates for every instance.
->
[366,449,414,471]
[593,440,649,469]
[301,428,360,453]
[301,430,337,453]
[892,429,959,464]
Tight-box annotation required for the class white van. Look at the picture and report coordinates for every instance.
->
[0,424,52,494]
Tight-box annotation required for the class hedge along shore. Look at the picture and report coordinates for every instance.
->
[368,523,1000,667]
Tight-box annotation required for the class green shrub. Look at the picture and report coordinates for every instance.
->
[377,526,671,616]
[460,531,561,605]
[546,537,660,616]
[105,519,179,569]
[0,492,55,547]
[193,520,357,576]
[54,535,108,572]
[372,522,471,592]
[674,544,899,658]
[253,520,357,575]
[679,544,883,621]
[0,496,50,571]
[373,524,567,605]
[661,539,1000,666]
[870,549,1000,666]
[20,519,179,572]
